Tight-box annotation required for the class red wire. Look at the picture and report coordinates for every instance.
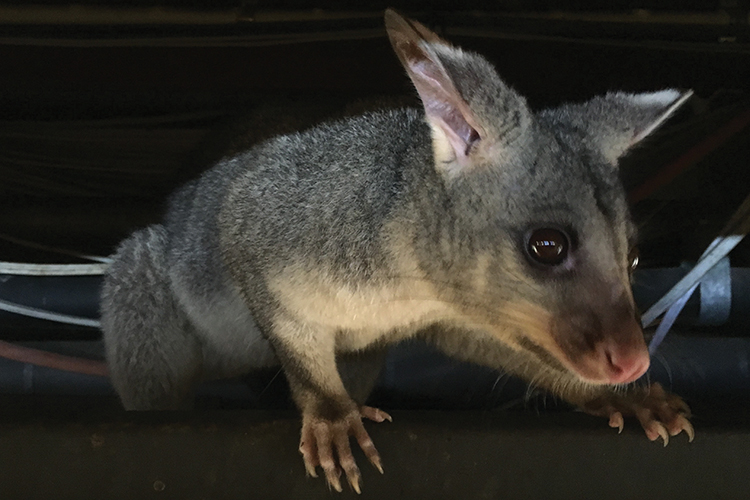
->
[0,340,108,377]
[629,106,750,204]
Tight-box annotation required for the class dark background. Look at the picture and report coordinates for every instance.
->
[0,3,749,497]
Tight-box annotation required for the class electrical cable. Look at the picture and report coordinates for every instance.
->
[0,340,107,377]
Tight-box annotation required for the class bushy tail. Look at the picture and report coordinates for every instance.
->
[100,225,202,410]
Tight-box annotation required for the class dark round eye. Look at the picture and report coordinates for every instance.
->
[526,228,569,266]
[628,247,640,272]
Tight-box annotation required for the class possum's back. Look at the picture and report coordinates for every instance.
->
[217,107,429,277]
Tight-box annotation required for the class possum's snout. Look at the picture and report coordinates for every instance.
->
[549,280,650,385]
[595,333,650,384]
[551,309,650,385]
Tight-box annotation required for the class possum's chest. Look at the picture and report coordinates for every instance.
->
[269,268,452,351]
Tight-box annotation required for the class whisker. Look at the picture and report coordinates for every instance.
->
[653,351,673,388]
[257,367,284,399]
[489,373,506,396]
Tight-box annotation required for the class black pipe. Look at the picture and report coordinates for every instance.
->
[0,267,749,407]
[0,334,749,413]
[1,268,749,339]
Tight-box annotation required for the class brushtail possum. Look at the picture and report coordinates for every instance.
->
[101,9,695,493]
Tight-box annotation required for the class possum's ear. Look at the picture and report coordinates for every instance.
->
[385,9,531,179]
[543,90,693,166]
[385,9,480,173]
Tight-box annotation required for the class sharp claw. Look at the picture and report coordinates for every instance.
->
[361,406,393,423]
[326,472,343,493]
[656,423,670,447]
[302,407,387,492]
[349,475,362,495]
[304,461,318,478]
[608,411,624,434]
[300,439,319,478]
[585,386,694,447]
[682,418,695,442]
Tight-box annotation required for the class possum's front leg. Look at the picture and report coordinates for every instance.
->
[422,326,694,443]
[521,355,696,444]
[528,370,694,444]
[576,382,694,445]
[271,314,390,493]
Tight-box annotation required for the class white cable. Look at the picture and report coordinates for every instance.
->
[641,235,744,327]
[0,298,100,328]
[648,282,698,355]
[0,262,108,276]
[644,190,750,352]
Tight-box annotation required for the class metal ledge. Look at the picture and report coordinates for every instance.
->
[0,407,747,499]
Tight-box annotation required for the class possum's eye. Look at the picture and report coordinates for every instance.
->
[628,247,640,272]
[526,228,569,266]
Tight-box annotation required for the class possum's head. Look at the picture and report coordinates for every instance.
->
[385,9,691,386]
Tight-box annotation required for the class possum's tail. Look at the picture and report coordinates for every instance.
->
[100,225,202,410]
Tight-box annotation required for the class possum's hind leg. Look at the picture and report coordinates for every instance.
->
[338,345,393,425]
[100,225,202,410]
[337,345,388,406]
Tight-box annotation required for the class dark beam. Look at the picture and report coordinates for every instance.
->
[0,409,746,499]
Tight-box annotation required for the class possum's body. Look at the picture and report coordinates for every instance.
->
[101,9,695,493]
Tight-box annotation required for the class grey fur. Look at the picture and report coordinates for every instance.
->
[100,10,691,463]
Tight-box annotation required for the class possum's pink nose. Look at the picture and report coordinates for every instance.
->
[599,340,650,384]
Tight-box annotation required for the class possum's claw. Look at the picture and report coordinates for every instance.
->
[583,382,694,444]
[608,411,624,433]
[360,405,393,424]
[299,406,388,493]
[674,414,695,442]
[639,415,670,446]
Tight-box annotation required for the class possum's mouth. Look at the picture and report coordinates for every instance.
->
[548,313,651,385]
[563,342,650,385]
[498,300,650,385]
[520,332,650,386]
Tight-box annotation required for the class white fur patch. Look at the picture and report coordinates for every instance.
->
[269,225,457,353]
[270,265,451,352]
[627,89,682,107]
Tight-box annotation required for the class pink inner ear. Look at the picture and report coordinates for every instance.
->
[408,58,481,159]
[444,109,480,156]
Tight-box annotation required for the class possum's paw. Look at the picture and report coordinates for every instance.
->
[583,382,694,446]
[299,405,391,493]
